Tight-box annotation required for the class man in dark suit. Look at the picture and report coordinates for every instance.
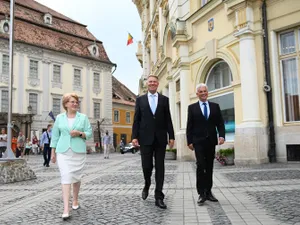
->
[132,75,175,209]
[186,83,225,205]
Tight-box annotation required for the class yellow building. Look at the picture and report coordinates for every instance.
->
[112,76,136,148]
[133,0,300,164]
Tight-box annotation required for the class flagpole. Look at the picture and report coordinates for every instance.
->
[6,0,16,159]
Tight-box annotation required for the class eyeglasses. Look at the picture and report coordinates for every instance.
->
[69,101,79,105]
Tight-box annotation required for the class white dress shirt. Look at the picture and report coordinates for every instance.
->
[148,92,158,110]
[199,100,210,118]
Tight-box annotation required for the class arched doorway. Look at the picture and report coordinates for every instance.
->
[206,60,235,141]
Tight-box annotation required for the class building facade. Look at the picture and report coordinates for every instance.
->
[0,0,115,145]
[133,0,300,164]
[112,76,136,148]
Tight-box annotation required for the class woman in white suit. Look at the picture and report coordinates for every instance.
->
[50,93,92,220]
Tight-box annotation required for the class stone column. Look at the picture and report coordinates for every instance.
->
[18,54,24,113]
[177,69,194,160]
[158,7,166,45]
[150,29,157,65]
[168,79,176,128]
[233,7,268,165]
[102,67,113,136]
[42,59,50,114]
[86,67,91,116]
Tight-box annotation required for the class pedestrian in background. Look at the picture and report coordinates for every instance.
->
[0,128,7,158]
[24,138,32,161]
[17,131,25,158]
[40,124,52,167]
[31,132,39,154]
[102,131,111,159]
[50,93,92,220]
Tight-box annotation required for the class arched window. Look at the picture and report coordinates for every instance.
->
[206,60,235,141]
[206,60,233,91]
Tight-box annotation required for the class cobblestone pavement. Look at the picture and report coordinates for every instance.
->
[1,153,300,225]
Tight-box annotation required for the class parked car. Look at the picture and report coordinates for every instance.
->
[120,143,139,154]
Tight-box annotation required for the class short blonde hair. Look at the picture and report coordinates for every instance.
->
[62,93,79,111]
[147,74,158,80]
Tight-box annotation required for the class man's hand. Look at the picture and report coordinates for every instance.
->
[169,139,174,149]
[188,144,194,151]
[132,139,139,147]
[218,137,225,145]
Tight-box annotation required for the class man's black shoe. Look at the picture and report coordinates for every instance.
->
[197,195,206,205]
[142,189,149,200]
[46,164,50,167]
[206,192,218,202]
[155,199,167,209]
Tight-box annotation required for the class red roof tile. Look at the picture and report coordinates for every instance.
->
[112,76,136,106]
[0,0,113,64]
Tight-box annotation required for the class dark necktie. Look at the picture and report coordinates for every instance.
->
[203,103,208,120]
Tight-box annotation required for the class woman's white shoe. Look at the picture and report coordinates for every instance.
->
[62,213,70,220]
[72,205,80,210]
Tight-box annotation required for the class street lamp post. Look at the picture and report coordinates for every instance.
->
[6,0,16,159]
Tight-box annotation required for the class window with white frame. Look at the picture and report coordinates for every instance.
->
[206,60,233,91]
[114,110,119,122]
[1,90,8,112]
[94,102,100,119]
[29,60,38,78]
[74,69,81,86]
[93,72,100,88]
[77,98,82,112]
[126,112,131,123]
[29,93,38,114]
[279,30,300,122]
[2,55,9,74]
[53,65,61,83]
[52,98,61,116]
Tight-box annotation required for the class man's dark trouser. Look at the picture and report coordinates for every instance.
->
[194,140,216,196]
[140,141,166,200]
[43,144,51,166]
[0,146,6,158]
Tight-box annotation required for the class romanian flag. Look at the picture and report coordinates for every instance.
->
[127,33,133,46]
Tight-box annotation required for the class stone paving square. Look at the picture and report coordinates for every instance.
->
[0,153,300,225]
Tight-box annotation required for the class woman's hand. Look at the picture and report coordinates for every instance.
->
[51,148,56,163]
[70,130,80,137]
[51,154,56,163]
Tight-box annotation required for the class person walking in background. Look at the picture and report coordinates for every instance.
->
[12,136,17,155]
[31,132,39,155]
[186,83,225,206]
[15,143,22,158]
[0,128,7,158]
[40,124,52,167]
[17,131,25,158]
[50,93,92,220]
[24,138,32,161]
[102,131,111,159]
[132,75,175,209]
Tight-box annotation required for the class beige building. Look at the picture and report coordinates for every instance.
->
[133,0,300,164]
[0,0,115,144]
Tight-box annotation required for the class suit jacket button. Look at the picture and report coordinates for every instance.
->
[153,117,155,119]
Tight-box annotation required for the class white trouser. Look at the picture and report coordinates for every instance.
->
[104,144,110,158]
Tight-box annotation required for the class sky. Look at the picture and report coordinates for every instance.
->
[36,0,142,94]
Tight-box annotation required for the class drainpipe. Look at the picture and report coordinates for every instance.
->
[262,0,276,163]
